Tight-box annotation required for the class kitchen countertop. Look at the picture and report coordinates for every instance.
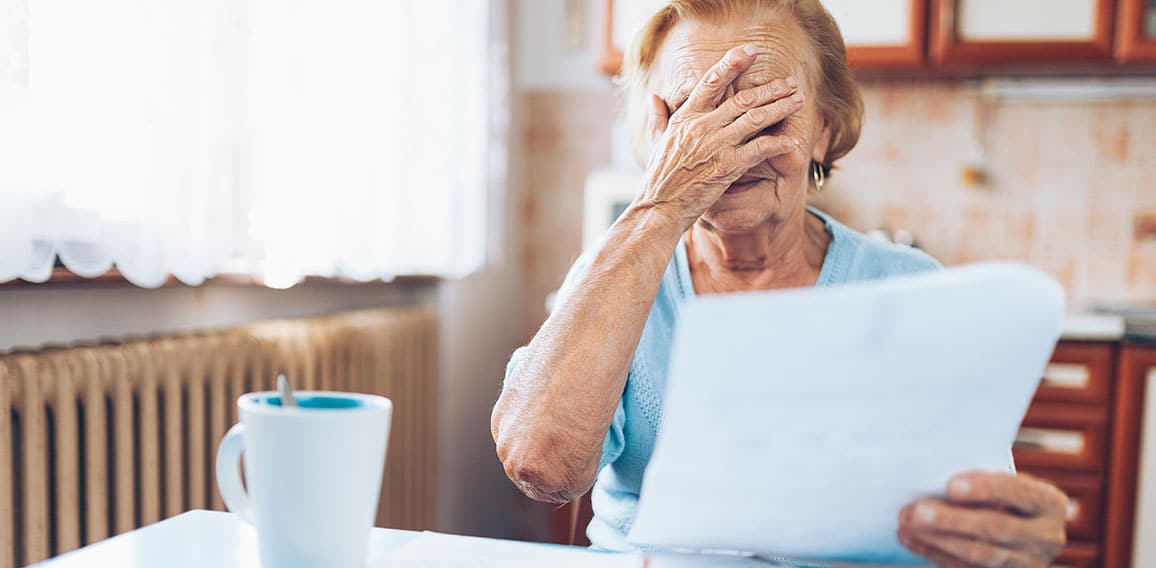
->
[1062,314,1127,341]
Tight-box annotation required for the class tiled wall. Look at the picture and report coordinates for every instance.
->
[813,81,1156,313]
[514,90,616,337]
[514,81,1156,338]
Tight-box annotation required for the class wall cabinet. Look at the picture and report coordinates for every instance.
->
[599,0,1155,75]
[819,0,927,68]
[1115,0,1156,62]
[929,0,1117,66]
[600,0,927,73]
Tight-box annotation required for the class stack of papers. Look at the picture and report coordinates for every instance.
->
[382,263,1063,567]
[375,532,641,567]
[628,263,1064,564]
[379,533,910,567]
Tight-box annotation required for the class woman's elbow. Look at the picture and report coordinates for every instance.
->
[496,440,594,504]
[491,408,595,503]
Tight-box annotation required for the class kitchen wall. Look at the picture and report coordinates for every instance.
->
[513,76,1156,328]
[812,80,1156,312]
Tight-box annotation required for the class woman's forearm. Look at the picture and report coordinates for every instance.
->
[491,203,684,503]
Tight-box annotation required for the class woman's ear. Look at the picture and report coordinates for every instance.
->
[810,111,834,164]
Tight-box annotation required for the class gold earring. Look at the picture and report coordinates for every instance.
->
[811,161,826,192]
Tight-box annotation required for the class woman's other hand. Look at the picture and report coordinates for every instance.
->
[638,44,805,231]
[898,471,1068,567]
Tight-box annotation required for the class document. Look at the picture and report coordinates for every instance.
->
[379,533,843,567]
[627,263,1065,565]
[376,532,641,567]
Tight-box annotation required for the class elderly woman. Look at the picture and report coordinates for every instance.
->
[491,1,1068,565]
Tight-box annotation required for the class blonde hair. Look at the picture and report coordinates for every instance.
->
[621,0,863,176]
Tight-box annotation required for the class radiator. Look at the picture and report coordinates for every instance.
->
[0,306,438,567]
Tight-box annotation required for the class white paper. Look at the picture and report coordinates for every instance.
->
[628,263,1065,565]
[644,552,768,567]
[376,531,642,568]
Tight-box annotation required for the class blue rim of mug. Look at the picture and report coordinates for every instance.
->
[238,391,392,415]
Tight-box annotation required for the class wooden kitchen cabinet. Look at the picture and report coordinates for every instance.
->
[1055,541,1104,568]
[820,0,928,68]
[597,0,664,75]
[1105,344,1156,568]
[929,0,1118,66]
[600,0,1154,75]
[1115,0,1156,62]
[598,0,928,75]
[1014,403,1110,472]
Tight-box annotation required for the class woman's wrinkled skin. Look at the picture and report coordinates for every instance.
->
[645,17,830,293]
[493,13,1068,568]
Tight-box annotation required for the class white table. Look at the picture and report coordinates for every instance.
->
[29,510,868,567]
[30,510,422,567]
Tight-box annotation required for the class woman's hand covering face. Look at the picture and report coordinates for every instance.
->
[636,44,806,232]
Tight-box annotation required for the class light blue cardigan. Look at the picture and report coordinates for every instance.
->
[506,207,945,550]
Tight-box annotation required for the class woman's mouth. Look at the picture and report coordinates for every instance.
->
[725,177,763,194]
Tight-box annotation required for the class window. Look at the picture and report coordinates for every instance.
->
[0,0,501,288]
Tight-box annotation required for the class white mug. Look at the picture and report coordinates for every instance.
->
[216,391,392,568]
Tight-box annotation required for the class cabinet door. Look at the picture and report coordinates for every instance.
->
[599,0,927,75]
[599,0,667,75]
[930,0,1117,65]
[1116,0,1156,62]
[821,0,927,68]
[1105,346,1156,568]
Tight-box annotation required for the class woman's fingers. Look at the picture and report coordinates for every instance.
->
[715,77,799,124]
[946,471,1069,518]
[733,134,799,169]
[900,529,1041,568]
[721,91,806,144]
[682,44,758,114]
[647,94,671,145]
[899,501,1046,548]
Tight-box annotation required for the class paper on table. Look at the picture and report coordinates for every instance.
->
[646,550,905,567]
[374,531,641,568]
[627,263,1065,565]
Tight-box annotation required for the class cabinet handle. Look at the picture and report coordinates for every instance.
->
[1014,428,1085,455]
[1066,497,1080,522]
[1042,364,1092,389]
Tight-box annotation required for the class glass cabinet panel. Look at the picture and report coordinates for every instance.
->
[821,0,913,46]
[1147,0,1156,37]
[957,0,1098,41]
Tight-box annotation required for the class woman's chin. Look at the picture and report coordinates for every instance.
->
[699,206,777,233]
[702,186,782,232]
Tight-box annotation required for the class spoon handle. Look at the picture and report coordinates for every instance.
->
[277,374,298,407]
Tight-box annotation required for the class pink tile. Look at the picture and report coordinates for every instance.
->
[1091,103,1133,166]
[1135,209,1156,243]
[1127,247,1156,291]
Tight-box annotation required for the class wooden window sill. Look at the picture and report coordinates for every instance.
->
[1,268,440,289]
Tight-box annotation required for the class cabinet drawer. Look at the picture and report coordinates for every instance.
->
[1018,469,1103,541]
[1052,541,1100,568]
[1013,404,1108,472]
[1032,342,1114,405]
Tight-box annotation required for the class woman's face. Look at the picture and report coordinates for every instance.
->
[650,16,831,234]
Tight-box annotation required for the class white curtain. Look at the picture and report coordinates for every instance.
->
[0,0,499,288]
